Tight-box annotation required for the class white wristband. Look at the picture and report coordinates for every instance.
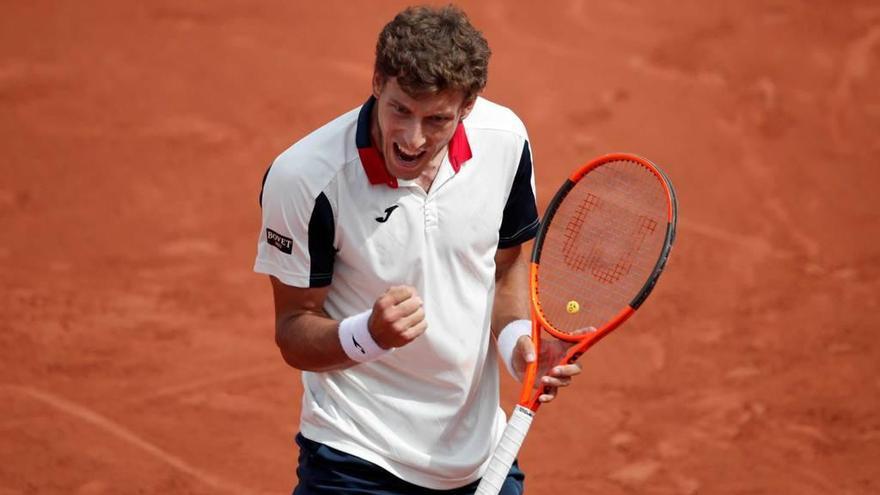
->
[339,309,391,363]
[497,319,532,379]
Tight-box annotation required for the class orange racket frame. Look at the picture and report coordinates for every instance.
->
[520,152,678,411]
[475,152,677,495]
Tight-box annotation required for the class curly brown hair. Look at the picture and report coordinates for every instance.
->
[374,5,491,101]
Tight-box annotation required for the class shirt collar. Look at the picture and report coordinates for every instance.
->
[355,96,473,188]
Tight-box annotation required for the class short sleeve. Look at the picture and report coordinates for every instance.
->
[254,163,336,288]
[498,140,539,249]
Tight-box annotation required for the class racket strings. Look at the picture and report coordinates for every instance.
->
[536,160,669,334]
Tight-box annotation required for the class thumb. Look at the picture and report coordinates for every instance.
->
[516,335,536,364]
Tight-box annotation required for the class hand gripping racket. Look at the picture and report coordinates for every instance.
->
[476,153,678,494]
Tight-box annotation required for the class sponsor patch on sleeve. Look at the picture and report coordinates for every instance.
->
[266,228,293,254]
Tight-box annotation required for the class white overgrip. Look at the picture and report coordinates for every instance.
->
[475,405,535,495]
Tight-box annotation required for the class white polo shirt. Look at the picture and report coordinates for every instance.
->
[254,96,538,489]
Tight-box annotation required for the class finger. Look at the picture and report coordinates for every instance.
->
[538,387,557,403]
[401,319,428,340]
[570,326,597,336]
[393,295,423,318]
[386,285,417,304]
[398,306,426,330]
[540,375,571,388]
[549,364,582,378]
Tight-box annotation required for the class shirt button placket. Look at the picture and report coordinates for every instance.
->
[424,201,438,231]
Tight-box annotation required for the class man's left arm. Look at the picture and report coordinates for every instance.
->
[493,244,583,403]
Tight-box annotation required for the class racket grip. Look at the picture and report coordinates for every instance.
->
[475,405,535,495]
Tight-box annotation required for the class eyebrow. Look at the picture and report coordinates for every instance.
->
[389,98,454,120]
[389,98,410,111]
[429,112,455,120]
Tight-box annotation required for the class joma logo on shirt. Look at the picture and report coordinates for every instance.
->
[266,228,293,254]
[375,204,399,223]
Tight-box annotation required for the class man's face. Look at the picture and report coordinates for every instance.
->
[371,75,474,180]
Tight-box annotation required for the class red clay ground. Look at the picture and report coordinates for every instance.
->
[2,1,879,494]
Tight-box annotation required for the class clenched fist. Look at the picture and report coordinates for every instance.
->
[368,285,427,349]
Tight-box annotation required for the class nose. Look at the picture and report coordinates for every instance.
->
[400,121,426,152]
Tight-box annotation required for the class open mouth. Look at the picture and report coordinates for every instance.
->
[393,143,426,165]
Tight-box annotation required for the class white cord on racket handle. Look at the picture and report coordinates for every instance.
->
[475,405,535,495]
[338,309,392,363]
[497,319,532,380]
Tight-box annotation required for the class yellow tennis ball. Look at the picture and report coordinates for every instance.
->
[566,300,580,314]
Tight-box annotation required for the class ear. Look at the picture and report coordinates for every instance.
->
[459,96,476,121]
[372,72,385,99]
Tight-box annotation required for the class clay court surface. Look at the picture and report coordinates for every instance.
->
[2,1,879,493]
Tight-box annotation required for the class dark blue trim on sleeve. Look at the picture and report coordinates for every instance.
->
[308,192,336,287]
[259,163,272,207]
[498,141,539,249]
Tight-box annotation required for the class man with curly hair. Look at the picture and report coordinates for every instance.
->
[255,5,582,494]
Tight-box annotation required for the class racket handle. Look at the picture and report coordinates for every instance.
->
[475,405,535,495]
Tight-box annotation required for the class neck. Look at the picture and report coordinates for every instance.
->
[414,148,447,192]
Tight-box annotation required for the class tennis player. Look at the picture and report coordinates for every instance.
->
[255,6,582,494]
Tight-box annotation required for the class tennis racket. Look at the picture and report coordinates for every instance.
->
[476,152,678,494]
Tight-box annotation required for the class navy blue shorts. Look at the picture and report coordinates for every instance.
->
[292,433,525,495]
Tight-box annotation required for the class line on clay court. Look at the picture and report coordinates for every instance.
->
[830,25,880,145]
[678,219,796,259]
[124,364,280,405]
[733,141,821,259]
[2,385,253,495]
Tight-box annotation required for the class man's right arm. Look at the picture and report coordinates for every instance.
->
[270,276,350,372]
[270,276,427,372]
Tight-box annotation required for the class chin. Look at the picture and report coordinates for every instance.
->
[388,164,423,180]
[385,148,427,179]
